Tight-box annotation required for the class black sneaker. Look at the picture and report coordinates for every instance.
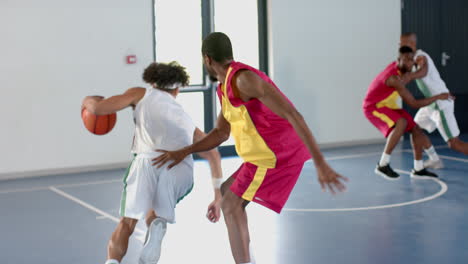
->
[410,168,439,179]
[375,164,400,180]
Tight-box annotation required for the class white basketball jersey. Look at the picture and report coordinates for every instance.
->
[131,88,195,159]
[414,49,451,109]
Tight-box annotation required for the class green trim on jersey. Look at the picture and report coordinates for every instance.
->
[415,79,437,109]
[439,110,454,140]
[176,183,194,204]
[120,154,137,217]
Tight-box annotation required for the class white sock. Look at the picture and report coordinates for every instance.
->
[414,160,424,171]
[105,260,119,264]
[379,153,391,166]
[424,146,440,161]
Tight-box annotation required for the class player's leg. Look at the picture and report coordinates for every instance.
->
[415,107,443,168]
[221,189,252,264]
[139,214,166,264]
[436,106,467,155]
[112,154,156,264]
[375,117,407,179]
[448,137,468,155]
[410,125,439,179]
[106,217,138,263]
[383,117,408,156]
[220,169,254,264]
[365,107,407,180]
[145,209,157,228]
[140,160,193,264]
[106,156,151,264]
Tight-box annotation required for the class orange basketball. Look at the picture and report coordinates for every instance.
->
[81,108,117,135]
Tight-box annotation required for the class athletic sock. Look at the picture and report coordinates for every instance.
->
[414,160,424,171]
[105,259,119,264]
[424,146,440,161]
[379,153,391,166]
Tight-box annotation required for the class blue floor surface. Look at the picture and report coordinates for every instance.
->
[1,134,467,264]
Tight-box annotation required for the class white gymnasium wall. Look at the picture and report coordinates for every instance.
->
[0,0,401,179]
[269,0,401,145]
[0,0,153,179]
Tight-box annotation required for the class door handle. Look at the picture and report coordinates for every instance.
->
[442,52,451,66]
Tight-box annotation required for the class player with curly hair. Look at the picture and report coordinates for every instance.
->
[82,61,223,264]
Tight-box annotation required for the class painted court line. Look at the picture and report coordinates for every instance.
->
[284,169,448,212]
[402,149,468,163]
[0,178,121,195]
[49,186,145,242]
[0,186,51,194]
[324,144,449,161]
[54,178,121,189]
[434,154,468,163]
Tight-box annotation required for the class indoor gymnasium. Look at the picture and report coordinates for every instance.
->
[1,1,468,264]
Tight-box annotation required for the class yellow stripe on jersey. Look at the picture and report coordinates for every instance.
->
[376,91,400,109]
[372,110,395,128]
[242,167,268,201]
[221,67,277,168]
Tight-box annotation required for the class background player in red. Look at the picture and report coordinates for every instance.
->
[363,46,452,180]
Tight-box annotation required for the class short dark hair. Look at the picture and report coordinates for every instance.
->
[399,45,414,54]
[142,61,189,89]
[202,32,233,62]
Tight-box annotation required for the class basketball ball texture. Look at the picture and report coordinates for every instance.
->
[81,108,117,135]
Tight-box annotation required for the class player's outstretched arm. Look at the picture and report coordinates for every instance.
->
[234,71,348,194]
[193,127,223,223]
[152,112,231,169]
[387,75,451,109]
[82,87,145,115]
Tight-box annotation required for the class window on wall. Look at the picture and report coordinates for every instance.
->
[214,0,260,69]
[154,0,203,85]
[153,0,267,154]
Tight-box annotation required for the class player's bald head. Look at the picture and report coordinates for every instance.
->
[400,32,417,50]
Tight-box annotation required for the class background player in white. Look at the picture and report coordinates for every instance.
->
[400,33,468,169]
[82,62,223,264]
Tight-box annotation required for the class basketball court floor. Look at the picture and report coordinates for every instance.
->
[1,134,467,264]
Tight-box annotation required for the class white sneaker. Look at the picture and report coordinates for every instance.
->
[423,159,444,169]
[139,218,167,264]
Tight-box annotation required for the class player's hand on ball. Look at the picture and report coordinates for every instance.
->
[152,148,189,169]
[316,161,348,194]
[206,199,222,223]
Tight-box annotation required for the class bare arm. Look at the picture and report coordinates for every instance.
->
[403,56,429,84]
[234,71,347,193]
[386,75,449,109]
[185,113,231,154]
[152,112,231,169]
[82,87,145,115]
[193,127,223,200]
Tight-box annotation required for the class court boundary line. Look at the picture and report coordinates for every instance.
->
[49,186,145,242]
[401,149,468,163]
[0,144,461,196]
[0,178,121,194]
[283,170,448,212]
